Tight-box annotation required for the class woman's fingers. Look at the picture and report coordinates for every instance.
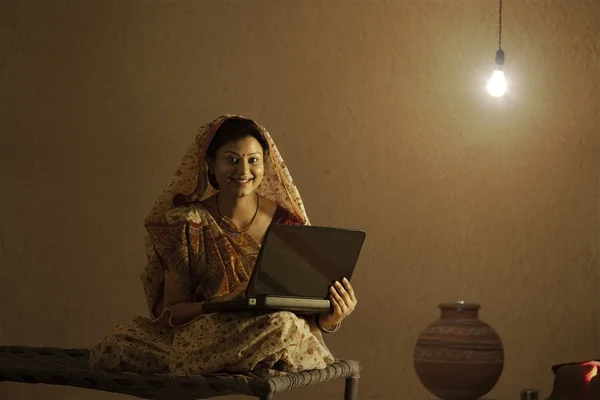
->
[325,279,359,326]
[342,278,357,304]
[330,287,343,314]
[330,285,349,314]
[334,281,354,310]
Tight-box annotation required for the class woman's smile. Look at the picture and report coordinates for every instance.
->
[230,177,253,186]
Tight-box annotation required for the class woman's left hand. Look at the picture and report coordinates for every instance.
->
[319,277,357,328]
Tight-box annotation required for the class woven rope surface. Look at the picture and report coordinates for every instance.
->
[0,346,361,399]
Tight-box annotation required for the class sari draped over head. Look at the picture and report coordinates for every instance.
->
[140,114,310,319]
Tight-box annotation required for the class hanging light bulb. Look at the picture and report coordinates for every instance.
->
[487,49,507,97]
[487,0,507,97]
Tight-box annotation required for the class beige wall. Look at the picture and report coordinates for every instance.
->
[1,1,599,399]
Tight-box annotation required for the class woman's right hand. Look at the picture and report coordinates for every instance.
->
[212,282,248,303]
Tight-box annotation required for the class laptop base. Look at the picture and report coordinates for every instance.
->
[202,296,331,314]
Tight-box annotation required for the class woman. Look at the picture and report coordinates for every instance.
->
[89,114,358,378]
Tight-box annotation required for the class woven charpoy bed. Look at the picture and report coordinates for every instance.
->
[0,346,361,399]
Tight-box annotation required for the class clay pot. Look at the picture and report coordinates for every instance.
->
[414,302,504,400]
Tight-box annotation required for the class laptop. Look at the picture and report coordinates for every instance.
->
[202,223,366,315]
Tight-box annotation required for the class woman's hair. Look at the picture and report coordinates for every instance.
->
[206,117,270,189]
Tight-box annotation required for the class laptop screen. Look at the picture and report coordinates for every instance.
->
[248,224,366,299]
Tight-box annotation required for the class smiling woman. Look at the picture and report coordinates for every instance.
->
[87,114,359,378]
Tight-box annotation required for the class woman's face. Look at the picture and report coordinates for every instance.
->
[210,136,266,198]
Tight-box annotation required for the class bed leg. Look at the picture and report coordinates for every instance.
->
[344,376,358,400]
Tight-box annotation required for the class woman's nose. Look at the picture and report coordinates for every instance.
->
[237,160,250,174]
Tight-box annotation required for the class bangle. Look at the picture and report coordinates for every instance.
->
[315,314,340,334]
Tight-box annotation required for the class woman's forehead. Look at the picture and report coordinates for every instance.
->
[218,137,263,154]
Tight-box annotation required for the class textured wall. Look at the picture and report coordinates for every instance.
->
[1,1,599,399]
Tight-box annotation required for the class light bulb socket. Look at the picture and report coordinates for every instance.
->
[495,48,505,70]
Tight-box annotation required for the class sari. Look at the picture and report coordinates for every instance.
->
[88,115,335,377]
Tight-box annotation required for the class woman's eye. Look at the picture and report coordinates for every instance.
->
[228,157,238,163]
[249,158,259,164]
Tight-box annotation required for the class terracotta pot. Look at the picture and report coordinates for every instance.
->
[414,302,504,400]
